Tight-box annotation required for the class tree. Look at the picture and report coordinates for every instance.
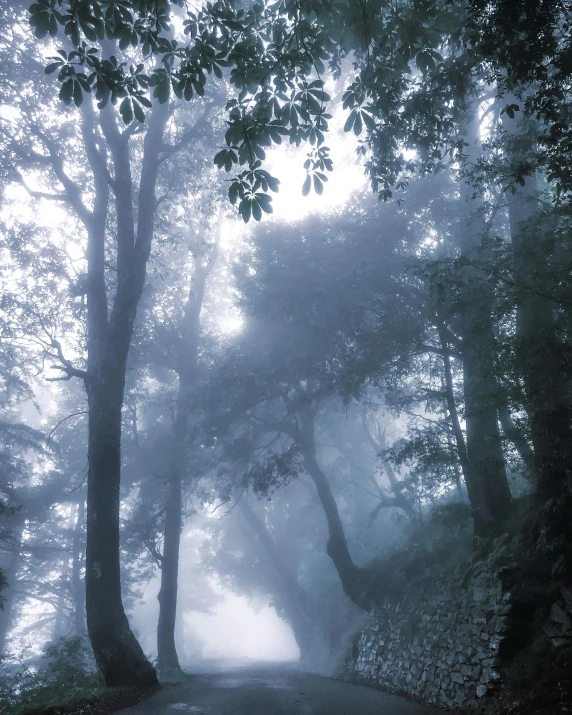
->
[22,0,572,693]
[238,184,517,534]
[0,420,51,655]
[3,2,226,682]
[454,98,512,534]
[236,497,332,666]
[155,211,221,681]
[204,188,485,609]
[30,0,473,215]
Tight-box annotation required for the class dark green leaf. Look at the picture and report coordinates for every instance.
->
[45,62,62,75]
[73,79,83,106]
[255,193,273,213]
[344,110,356,133]
[229,182,241,205]
[251,198,262,221]
[239,197,252,223]
[133,99,145,123]
[59,79,74,105]
[120,96,133,125]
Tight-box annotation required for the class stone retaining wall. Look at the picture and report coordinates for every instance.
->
[350,543,512,710]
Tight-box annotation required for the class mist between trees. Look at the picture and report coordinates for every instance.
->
[0,1,571,713]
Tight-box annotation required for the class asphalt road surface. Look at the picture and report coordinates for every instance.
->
[116,666,441,715]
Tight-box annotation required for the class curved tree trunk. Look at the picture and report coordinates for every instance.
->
[86,378,158,687]
[238,498,325,661]
[297,405,373,611]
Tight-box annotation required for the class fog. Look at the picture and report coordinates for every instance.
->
[130,527,300,665]
[1,3,572,714]
[132,578,300,664]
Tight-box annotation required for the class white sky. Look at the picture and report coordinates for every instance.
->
[131,574,300,664]
[185,592,300,662]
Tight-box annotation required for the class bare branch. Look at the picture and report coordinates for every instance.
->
[46,340,90,383]
[29,126,92,226]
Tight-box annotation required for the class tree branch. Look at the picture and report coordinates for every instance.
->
[45,339,90,383]
[29,126,92,226]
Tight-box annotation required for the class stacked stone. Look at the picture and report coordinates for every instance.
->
[353,543,512,710]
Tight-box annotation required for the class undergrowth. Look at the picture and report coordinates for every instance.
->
[0,635,104,715]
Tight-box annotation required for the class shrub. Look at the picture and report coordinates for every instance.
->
[0,636,103,715]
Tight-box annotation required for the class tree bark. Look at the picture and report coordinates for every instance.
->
[297,405,373,611]
[457,102,512,535]
[71,498,86,637]
[496,96,572,673]
[156,225,219,680]
[498,405,536,481]
[84,101,169,688]
[86,379,157,686]
[156,452,183,680]
[0,517,24,656]
[502,109,572,510]
[438,323,470,480]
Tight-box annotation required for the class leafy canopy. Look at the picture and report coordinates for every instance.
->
[30,0,340,221]
[30,0,572,222]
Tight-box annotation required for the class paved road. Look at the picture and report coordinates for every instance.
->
[116,666,441,715]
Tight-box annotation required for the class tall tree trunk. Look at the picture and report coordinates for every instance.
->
[438,324,470,479]
[447,430,467,502]
[502,110,572,511]
[71,498,86,637]
[156,223,219,681]
[497,404,536,481]
[438,329,470,501]
[457,102,512,535]
[494,94,572,678]
[156,451,183,681]
[52,552,71,641]
[84,101,169,688]
[297,405,373,611]
[86,378,157,686]
[0,517,24,656]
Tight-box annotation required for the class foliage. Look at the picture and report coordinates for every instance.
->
[33,0,572,221]
[0,544,7,611]
[248,446,304,496]
[468,0,572,197]
[0,0,564,699]
[384,420,462,500]
[31,0,335,216]
[366,500,474,601]
[0,636,102,715]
